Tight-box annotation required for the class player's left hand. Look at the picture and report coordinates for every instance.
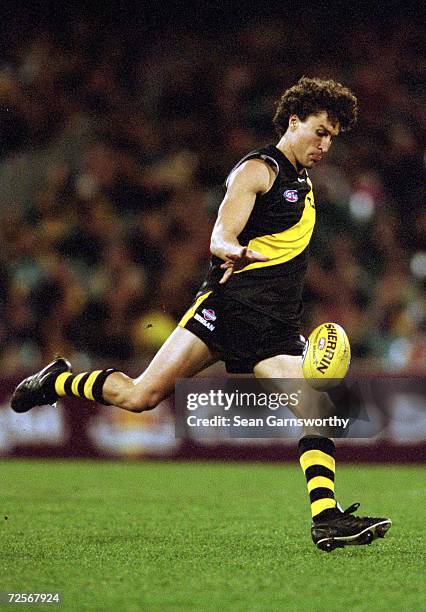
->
[219,247,268,284]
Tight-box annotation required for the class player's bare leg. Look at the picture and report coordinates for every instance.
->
[253,354,334,434]
[102,327,218,411]
[11,327,218,414]
[253,353,391,551]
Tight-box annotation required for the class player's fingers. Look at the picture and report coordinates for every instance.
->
[219,267,234,284]
[220,261,234,269]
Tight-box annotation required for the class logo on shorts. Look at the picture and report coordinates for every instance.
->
[318,337,326,350]
[283,189,298,203]
[202,308,216,322]
[194,313,215,331]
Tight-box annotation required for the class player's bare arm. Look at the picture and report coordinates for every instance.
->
[210,159,272,282]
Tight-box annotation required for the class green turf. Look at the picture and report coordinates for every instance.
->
[0,460,424,611]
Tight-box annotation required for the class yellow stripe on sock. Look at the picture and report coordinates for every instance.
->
[70,373,87,397]
[311,498,337,518]
[178,291,212,327]
[55,372,73,397]
[83,370,102,401]
[300,449,335,473]
[307,476,335,494]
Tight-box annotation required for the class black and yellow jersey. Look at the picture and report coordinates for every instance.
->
[198,145,316,322]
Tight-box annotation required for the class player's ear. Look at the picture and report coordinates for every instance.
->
[289,115,299,131]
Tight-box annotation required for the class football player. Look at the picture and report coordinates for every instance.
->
[11,77,391,551]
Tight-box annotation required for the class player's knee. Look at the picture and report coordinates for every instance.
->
[126,386,165,413]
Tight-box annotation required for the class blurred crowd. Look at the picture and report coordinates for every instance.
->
[0,11,424,375]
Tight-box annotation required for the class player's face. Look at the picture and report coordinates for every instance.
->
[291,112,339,169]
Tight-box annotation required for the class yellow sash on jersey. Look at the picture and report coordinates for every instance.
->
[235,179,315,273]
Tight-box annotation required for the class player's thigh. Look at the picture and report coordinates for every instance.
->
[253,353,329,421]
[133,326,219,398]
[253,353,303,378]
[253,354,304,415]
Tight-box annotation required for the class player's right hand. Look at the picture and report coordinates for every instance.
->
[219,246,269,284]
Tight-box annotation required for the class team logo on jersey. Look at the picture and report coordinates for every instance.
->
[283,189,298,202]
[202,308,217,322]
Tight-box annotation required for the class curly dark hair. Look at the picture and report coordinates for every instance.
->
[273,77,358,136]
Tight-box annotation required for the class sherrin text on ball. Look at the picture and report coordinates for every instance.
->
[302,322,351,390]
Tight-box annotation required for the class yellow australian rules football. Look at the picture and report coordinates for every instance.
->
[302,322,351,390]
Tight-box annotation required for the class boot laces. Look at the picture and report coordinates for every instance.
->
[342,502,360,515]
[339,502,378,527]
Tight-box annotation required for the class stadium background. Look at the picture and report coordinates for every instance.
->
[0,1,424,458]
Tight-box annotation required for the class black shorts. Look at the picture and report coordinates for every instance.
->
[178,290,305,373]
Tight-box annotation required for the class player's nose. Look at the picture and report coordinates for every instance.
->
[321,137,332,153]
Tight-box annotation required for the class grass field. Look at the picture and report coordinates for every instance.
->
[1,460,424,611]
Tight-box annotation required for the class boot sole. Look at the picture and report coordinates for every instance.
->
[315,519,392,552]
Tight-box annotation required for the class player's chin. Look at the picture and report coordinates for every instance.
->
[303,159,316,168]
